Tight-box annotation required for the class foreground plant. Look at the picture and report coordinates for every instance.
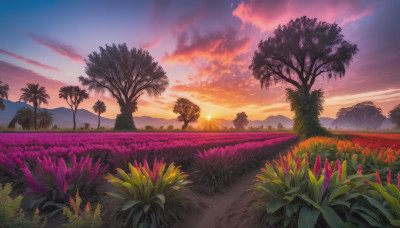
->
[106,158,191,227]
[62,190,102,228]
[22,155,108,216]
[0,183,47,228]
[254,153,383,227]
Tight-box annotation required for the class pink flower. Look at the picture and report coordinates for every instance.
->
[333,160,340,172]
[357,164,362,175]
[314,155,321,176]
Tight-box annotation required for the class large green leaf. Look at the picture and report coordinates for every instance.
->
[267,198,286,213]
[298,206,320,228]
[122,200,141,211]
[320,206,345,228]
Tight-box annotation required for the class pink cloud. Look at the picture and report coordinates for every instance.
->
[26,32,84,63]
[140,37,162,50]
[233,0,375,32]
[0,49,60,72]
[163,28,251,65]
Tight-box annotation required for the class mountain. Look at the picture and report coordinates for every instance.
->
[319,117,335,128]
[249,115,293,129]
[0,100,183,129]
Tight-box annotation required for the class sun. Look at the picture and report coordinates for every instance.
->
[207,116,211,120]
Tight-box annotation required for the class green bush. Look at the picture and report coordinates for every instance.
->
[0,183,47,228]
[254,152,392,227]
[62,191,102,228]
[106,158,191,227]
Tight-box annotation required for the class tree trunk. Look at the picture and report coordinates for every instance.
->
[34,105,37,130]
[115,103,136,130]
[72,110,76,130]
[182,122,188,130]
[97,111,100,130]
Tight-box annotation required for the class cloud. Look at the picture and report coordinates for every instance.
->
[0,49,60,71]
[163,27,251,65]
[26,32,84,63]
[233,0,375,32]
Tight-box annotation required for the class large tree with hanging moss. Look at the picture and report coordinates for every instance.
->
[250,16,358,138]
[79,43,169,130]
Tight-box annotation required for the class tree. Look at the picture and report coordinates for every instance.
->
[250,16,358,138]
[92,100,106,130]
[79,43,169,130]
[37,109,53,129]
[8,107,34,130]
[83,123,90,129]
[173,98,201,130]
[233,112,249,130]
[332,101,385,129]
[59,86,89,130]
[389,104,400,128]
[0,80,9,111]
[277,123,284,130]
[19,83,50,130]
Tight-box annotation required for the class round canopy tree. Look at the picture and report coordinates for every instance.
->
[233,112,249,130]
[59,86,89,130]
[79,43,169,130]
[173,98,200,130]
[388,104,400,128]
[250,16,358,138]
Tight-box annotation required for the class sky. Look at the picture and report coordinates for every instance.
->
[0,0,399,120]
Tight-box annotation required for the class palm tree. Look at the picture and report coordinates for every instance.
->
[59,86,89,130]
[0,80,9,111]
[8,107,34,130]
[19,83,50,130]
[92,100,106,130]
[38,109,53,129]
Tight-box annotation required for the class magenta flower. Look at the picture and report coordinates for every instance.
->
[333,160,340,172]
[323,160,332,193]
[357,164,362,175]
[314,155,321,176]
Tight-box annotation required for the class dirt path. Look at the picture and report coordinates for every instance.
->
[175,141,299,228]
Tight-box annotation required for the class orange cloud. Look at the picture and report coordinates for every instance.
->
[0,49,60,72]
[163,28,251,65]
[233,0,375,32]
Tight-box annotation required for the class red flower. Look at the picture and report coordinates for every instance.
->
[376,170,381,184]
[387,169,392,184]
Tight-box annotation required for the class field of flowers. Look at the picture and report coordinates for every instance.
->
[0,132,298,227]
[253,133,400,227]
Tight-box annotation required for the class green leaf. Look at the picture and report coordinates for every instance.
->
[122,200,141,211]
[267,198,286,213]
[298,206,320,228]
[320,206,345,228]
[108,192,125,200]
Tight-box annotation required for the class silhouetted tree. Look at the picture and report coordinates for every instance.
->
[37,109,53,129]
[0,80,9,111]
[250,16,358,138]
[332,101,385,129]
[59,86,89,130]
[79,43,169,130]
[83,123,90,129]
[277,123,284,130]
[8,107,34,130]
[389,104,400,128]
[173,98,201,130]
[233,112,249,130]
[92,100,106,130]
[19,83,50,130]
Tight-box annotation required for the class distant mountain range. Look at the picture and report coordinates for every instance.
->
[0,100,395,129]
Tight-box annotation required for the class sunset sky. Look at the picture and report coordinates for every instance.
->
[0,0,399,120]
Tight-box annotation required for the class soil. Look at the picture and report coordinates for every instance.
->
[173,141,299,228]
